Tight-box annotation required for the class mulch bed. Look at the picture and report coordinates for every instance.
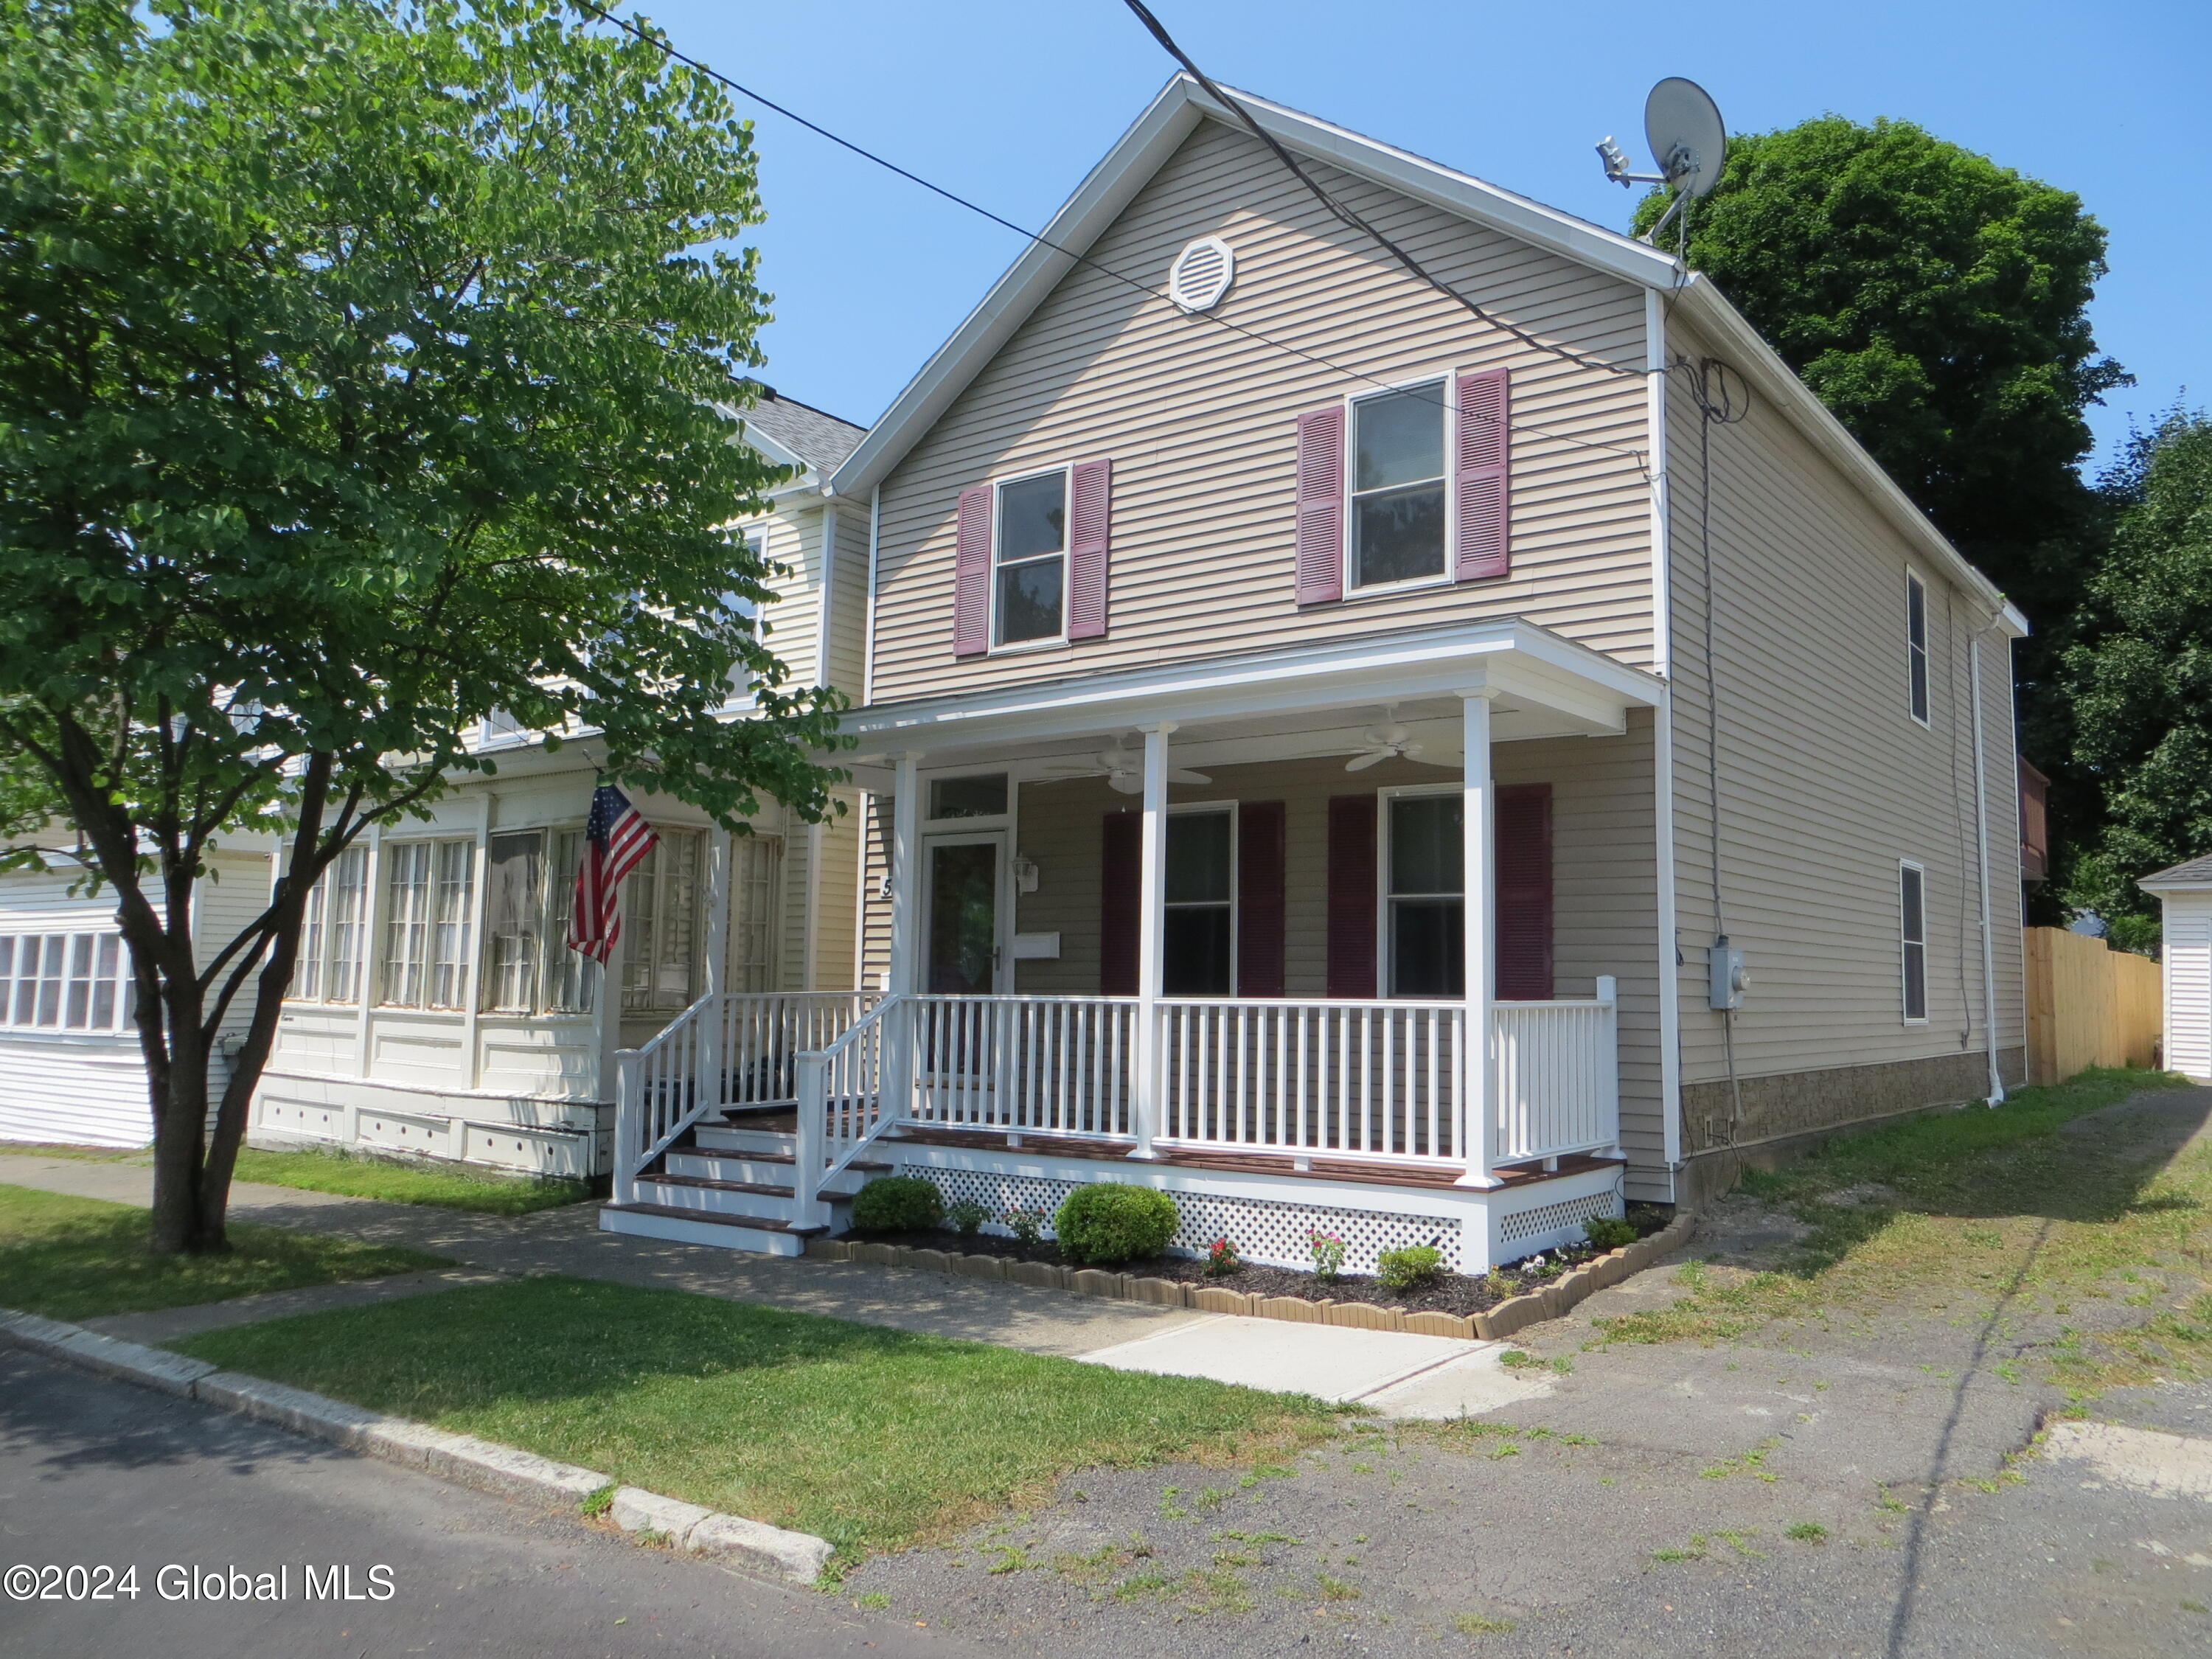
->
[845,1205,1672,1318]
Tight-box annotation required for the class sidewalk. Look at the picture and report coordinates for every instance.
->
[0,1153,1544,1412]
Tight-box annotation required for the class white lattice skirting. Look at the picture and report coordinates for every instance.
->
[883,1147,1622,1274]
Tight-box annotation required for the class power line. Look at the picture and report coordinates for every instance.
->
[1116,0,1645,383]
[568,0,1652,467]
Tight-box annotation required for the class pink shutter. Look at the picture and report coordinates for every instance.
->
[1326,795,1377,997]
[1099,810,1139,995]
[1066,459,1111,640]
[1294,406,1345,605]
[953,484,992,656]
[1454,367,1511,581]
[1495,783,1553,1000]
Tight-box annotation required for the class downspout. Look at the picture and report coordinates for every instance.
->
[1967,633,2006,1105]
[1645,288,1685,1186]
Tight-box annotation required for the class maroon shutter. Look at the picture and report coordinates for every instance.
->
[1236,801,1287,997]
[1099,810,1139,995]
[1495,783,1553,1000]
[953,484,992,656]
[1294,406,1345,605]
[1454,367,1511,581]
[1326,795,1377,997]
[1066,459,1111,640]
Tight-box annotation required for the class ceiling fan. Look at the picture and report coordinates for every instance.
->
[1343,706,1428,772]
[1040,736,1211,794]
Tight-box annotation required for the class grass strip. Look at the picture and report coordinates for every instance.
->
[0,1142,146,1161]
[0,1183,448,1321]
[173,1275,1340,1559]
[1591,1068,2207,1353]
[230,1147,590,1215]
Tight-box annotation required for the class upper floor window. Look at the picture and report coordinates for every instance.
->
[1906,570,1930,724]
[1164,809,1234,995]
[1352,383,1448,589]
[994,470,1067,644]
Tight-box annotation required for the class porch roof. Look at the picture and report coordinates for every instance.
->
[839,616,1660,782]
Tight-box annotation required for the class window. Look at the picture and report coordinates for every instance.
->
[929,773,1009,821]
[289,846,368,1004]
[1388,793,1464,996]
[1352,384,1448,588]
[378,839,474,1009]
[0,932,131,1032]
[1164,810,1234,995]
[994,470,1066,644]
[728,835,784,995]
[1906,571,1930,723]
[1900,861,1928,1022]
[623,829,706,1012]
[481,829,597,1016]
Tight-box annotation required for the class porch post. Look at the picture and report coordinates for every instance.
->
[1129,721,1175,1159]
[1458,688,1504,1189]
[885,753,922,1121]
[699,826,730,1108]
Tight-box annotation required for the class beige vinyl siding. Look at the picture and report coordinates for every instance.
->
[747,504,825,691]
[1662,313,2025,1090]
[869,119,1654,701]
[860,793,891,992]
[807,790,863,991]
[818,504,869,703]
[1009,731,1665,1183]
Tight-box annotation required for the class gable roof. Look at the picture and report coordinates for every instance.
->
[828,73,2026,639]
[2140,853,2212,892]
[740,386,866,474]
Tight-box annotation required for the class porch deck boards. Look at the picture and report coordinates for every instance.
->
[880,1123,1622,1192]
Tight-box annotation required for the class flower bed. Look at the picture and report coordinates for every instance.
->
[841,1205,1672,1319]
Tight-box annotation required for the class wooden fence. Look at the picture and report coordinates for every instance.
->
[2025,925,2163,1085]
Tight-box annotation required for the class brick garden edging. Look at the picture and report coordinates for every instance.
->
[805,1209,1697,1342]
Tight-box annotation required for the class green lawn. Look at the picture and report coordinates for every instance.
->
[1591,1067,2212,1391]
[174,1276,1340,1561]
[0,1142,147,1161]
[0,1183,448,1321]
[230,1147,591,1215]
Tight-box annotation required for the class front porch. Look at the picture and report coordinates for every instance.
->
[602,619,1668,1273]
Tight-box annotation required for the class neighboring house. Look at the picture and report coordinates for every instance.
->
[0,843,268,1147]
[601,77,2031,1270]
[2140,855,2212,1082]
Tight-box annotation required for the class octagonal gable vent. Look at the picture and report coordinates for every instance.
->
[1168,236,1236,313]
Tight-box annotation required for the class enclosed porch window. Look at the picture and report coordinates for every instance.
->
[622,830,706,1012]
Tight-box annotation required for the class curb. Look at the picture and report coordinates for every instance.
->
[0,1307,832,1585]
[803,1209,1700,1341]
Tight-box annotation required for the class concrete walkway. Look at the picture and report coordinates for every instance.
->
[0,1154,1529,1413]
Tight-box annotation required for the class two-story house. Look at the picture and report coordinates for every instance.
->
[601,77,2027,1273]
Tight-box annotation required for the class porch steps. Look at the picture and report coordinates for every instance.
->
[599,1200,823,1257]
[639,1172,796,1203]
[663,1147,887,1192]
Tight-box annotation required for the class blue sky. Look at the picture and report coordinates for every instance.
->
[633,0,2208,476]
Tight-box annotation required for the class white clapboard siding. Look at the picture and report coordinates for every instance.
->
[2166,902,2212,1081]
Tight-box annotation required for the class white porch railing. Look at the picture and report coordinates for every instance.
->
[1492,978,1619,1166]
[1157,998,1466,1164]
[613,990,878,1206]
[908,994,1136,1138]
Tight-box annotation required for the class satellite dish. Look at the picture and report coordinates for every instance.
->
[1643,77,1726,198]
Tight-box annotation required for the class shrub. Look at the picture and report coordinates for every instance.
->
[1053,1183,1179,1266]
[945,1197,990,1240]
[1004,1206,1048,1246]
[1583,1214,1638,1251]
[849,1175,943,1234]
[1376,1245,1444,1291]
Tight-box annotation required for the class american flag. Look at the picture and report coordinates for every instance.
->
[568,784,658,964]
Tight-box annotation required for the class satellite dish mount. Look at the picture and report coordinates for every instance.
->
[1596,77,1727,255]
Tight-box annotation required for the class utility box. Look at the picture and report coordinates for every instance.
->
[1708,939,1747,1011]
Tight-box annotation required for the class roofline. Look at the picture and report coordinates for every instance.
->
[827,74,2025,639]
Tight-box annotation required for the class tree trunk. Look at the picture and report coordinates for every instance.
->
[145,973,223,1253]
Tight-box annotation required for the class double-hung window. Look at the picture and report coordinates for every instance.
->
[1899,860,1928,1022]
[289,846,369,1004]
[379,839,474,1009]
[1352,383,1448,589]
[1906,571,1930,723]
[0,933,131,1031]
[1387,793,1464,995]
[1163,809,1234,995]
[994,470,1067,645]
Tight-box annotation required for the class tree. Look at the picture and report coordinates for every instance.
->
[2060,410,2212,949]
[1635,118,2129,916]
[0,0,847,1253]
